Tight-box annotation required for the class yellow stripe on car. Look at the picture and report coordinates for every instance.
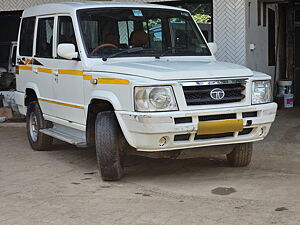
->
[83,75,92,80]
[38,68,52,74]
[38,98,84,109]
[98,78,129,85]
[58,69,83,76]
[18,65,32,71]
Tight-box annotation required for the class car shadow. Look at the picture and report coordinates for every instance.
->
[46,141,249,182]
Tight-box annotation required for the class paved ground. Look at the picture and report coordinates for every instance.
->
[1,107,300,225]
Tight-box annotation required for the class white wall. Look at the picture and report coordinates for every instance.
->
[245,0,276,77]
[213,0,247,66]
[213,0,276,81]
[0,0,70,11]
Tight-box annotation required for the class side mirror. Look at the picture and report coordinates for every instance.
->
[57,43,79,60]
[207,42,218,55]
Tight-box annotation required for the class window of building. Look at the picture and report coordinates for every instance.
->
[295,10,300,23]
[268,8,276,66]
[19,17,35,56]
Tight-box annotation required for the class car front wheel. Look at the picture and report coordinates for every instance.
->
[95,111,125,181]
[227,143,253,167]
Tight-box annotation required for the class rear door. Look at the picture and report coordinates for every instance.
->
[33,16,56,116]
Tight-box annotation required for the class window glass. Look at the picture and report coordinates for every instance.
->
[147,18,163,50]
[78,8,211,58]
[295,10,300,23]
[268,9,275,66]
[80,19,100,52]
[118,21,134,47]
[0,43,10,66]
[36,17,54,58]
[169,17,207,54]
[19,17,35,56]
[12,46,17,65]
[58,16,77,51]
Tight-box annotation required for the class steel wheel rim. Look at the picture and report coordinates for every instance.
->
[29,112,38,142]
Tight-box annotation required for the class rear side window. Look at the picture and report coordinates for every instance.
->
[19,17,36,56]
[36,17,54,58]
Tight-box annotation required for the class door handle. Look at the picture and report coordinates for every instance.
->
[33,68,38,74]
[53,70,59,76]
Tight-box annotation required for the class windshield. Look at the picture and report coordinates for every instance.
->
[77,8,211,58]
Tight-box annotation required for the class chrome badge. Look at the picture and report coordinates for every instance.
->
[210,88,225,100]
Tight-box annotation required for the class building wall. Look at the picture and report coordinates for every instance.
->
[0,0,169,11]
[213,0,276,79]
[245,0,276,77]
[1,0,275,78]
[213,0,247,66]
[0,0,70,11]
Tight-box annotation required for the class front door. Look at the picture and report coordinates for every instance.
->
[52,16,85,125]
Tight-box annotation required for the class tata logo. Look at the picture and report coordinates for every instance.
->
[210,88,225,100]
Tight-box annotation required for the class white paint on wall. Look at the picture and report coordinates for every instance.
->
[213,0,247,66]
[245,0,275,77]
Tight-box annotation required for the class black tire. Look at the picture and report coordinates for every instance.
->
[95,111,124,181]
[227,143,253,167]
[26,101,53,151]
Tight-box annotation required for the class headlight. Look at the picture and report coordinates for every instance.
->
[135,86,178,112]
[252,80,272,104]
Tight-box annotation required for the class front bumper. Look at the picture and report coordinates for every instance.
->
[115,103,277,152]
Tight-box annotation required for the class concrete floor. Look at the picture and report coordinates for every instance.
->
[1,107,300,225]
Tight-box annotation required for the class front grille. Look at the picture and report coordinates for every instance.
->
[194,132,234,140]
[174,128,254,142]
[242,111,257,118]
[174,134,190,141]
[238,128,253,135]
[174,117,192,124]
[182,81,246,106]
[198,113,236,122]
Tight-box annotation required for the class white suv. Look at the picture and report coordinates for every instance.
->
[15,2,277,181]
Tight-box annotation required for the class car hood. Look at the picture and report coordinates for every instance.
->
[89,59,254,80]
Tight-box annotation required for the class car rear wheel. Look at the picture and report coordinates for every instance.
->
[95,111,125,181]
[227,143,253,167]
[26,101,53,151]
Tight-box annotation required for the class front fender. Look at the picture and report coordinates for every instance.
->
[89,90,122,110]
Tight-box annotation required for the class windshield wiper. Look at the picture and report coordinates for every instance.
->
[102,47,144,61]
[155,47,186,59]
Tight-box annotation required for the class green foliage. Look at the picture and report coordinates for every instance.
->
[193,14,211,23]
[174,3,212,24]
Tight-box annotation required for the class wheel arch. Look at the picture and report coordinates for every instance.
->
[24,83,41,106]
[86,98,115,147]
[25,88,38,106]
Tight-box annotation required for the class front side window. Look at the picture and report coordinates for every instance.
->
[77,8,211,58]
[19,17,36,56]
[36,17,54,58]
[58,16,78,51]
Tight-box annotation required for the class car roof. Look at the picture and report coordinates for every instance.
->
[22,1,188,17]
